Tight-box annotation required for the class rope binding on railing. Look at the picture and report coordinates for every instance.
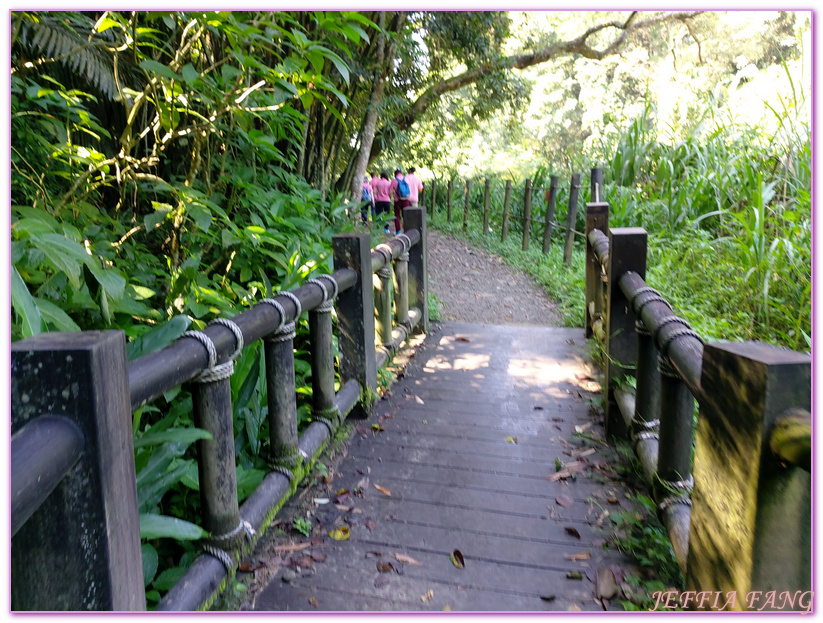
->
[200,516,257,570]
[182,318,244,383]
[656,476,694,513]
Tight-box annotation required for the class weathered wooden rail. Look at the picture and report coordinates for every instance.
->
[582,172,811,608]
[10,207,428,611]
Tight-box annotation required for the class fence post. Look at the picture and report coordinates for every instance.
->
[542,176,558,254]
[430,179,437,218]
[482,178,491,235]
[604,228,647,439]
[521,179,532,251]
[264,310,300,468]
[403,206,428,332]
[462,179,471,231]
[687,343,811,609]
[375,255,393,345]
[501,179,512,241]
[591,165,603,202]
[11,331,145,610]
[308,283,338,426]
[447,179,453,223]
[333,234,377,417]
[564,173,581,266]
[393,246,410,327]
[584,197,608,338]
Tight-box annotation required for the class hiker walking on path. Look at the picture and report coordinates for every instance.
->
[405,166,424,207]
[390,168,411,234]
[359,175,373,224]
[374,171,392,234]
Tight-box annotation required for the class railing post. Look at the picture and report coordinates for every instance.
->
[403,206,428,332]
[375,254,393,346]
[393,245,410,327]
[564,173,581,266]
[542,176,558,254]
[591,165,603,202]
[522,179,532,251]
[308,281,338,427]
[687,343,811,609]
[482,177,491,235]
[333,233,377,417]
[187,326,244,549]
[430,179,437,218]
[11,331,145,610]
[501,179,512,241]
[584,197,608,338]
[462,179,471,231]
[264,307,300,469]
[446,178,453,223]
[604,228,647,439]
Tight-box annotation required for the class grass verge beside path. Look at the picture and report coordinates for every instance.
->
[429,213,585,327]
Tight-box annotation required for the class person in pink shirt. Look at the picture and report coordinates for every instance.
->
[405,167,424,207]
[373,171,392,233]
[370,171,381,220]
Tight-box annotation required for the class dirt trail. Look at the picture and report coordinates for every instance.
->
[427,229,562,326]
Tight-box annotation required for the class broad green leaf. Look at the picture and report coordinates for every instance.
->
[12,266,41,338]
[85,262,126,300]
[152,567,188,591]
[12,206,60,231]
[141,544,159,586]
[29,234,86,288]
[145,204,172,230]
[237,465,265,502]
[187,204,212,232]
[126,314,191,361]
[133,427,213,449]
[221,64,243,84]
[180,63,200,84]
[33,297,80,332]
[96,17,121,33]
[139,514,207,541]
[139,59,181,82]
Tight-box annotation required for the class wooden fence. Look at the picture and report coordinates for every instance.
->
[10,207,429,611]
[582,170,811,610]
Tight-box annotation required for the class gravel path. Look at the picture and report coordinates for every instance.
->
[427,229,562,326]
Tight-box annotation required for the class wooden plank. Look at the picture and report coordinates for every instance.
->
[249,322,636,612]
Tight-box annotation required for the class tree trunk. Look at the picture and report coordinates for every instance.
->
[348,11,406,200]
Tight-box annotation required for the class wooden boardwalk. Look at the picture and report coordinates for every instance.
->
[252,322,639,611]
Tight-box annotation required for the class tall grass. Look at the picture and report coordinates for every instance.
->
[428,78,810,351]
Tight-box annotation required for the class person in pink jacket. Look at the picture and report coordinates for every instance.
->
[405,167,424,207]
[373,171,392,233]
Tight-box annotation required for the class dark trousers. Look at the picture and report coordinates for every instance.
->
[393,199,410,232]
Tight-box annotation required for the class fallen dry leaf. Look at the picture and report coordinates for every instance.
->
[374,484,392,496]
[392,553,423,566]
[574,422,593,434]
[442,605,453,611]
[334,504,351,512]
[313,497,330,505]
[450,549,465,569]
[540,595,556,602]
[607,496,619,505]
[566,570,584,580]
[567,604,581,611]
[533,405,545,411]
[376,561,394,573]
[273,542,311,553]
[295,556,313,568]
[308,597,318,608]
[551,417,564,422]
[365,518,376,531]
[371,423,384,432]
[414,395,425,405]
[555,495,574,508]
[564,552,591,561]
[352,508,363,515]
[310,551,327,562]
[564,527,581,539]
[506,436,518,444]
[365,551,383,559]
[328,526,350,541]
[576,448,596,458]
[237,561,263,573]
[455,336,470,342]
[420,589,434,603]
